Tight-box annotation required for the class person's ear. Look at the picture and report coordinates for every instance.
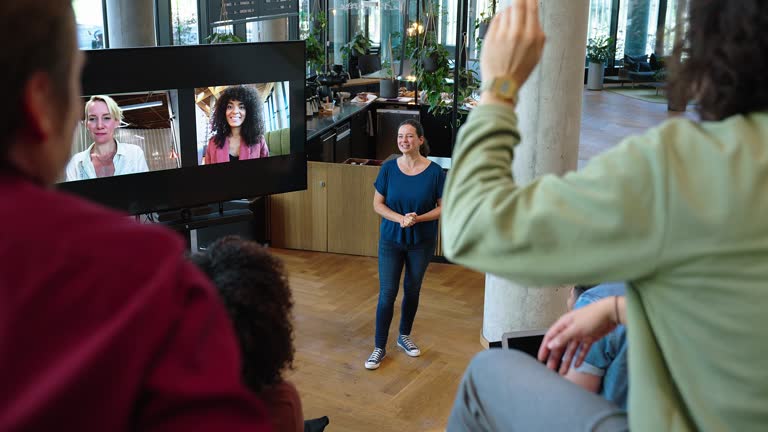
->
[19,71,56,145]
[7,71,64,185]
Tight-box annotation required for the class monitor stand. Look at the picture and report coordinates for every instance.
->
[158,201,257,252]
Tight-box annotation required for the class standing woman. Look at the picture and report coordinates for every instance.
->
[204,85,269,164]
[65,95,149,181]
[365,119,445,370]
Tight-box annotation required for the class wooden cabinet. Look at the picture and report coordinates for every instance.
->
[269,162,381,256]
[269,162,328,252]
[326,162,380,256]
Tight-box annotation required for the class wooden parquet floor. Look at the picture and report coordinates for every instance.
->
[270,248,485,432]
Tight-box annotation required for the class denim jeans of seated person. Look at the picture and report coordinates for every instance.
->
[375,239,436,349]
[447,350,628,432]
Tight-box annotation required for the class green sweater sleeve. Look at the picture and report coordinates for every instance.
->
[441,104,669,286]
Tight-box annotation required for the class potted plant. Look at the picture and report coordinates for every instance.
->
[341,31,372,62]
[390,31,418,63]
[342,31,373,78]
[412,42,451,113]
[475,0,496,39]
[374,33,397,98]
[206,6,244,45]
[379,60,398,98]
[413,1,445,73]
[417,33,449,73]
[475,16,489,54]
[586,36,614,90]
[206,31,244,44]
[473,0,496,54]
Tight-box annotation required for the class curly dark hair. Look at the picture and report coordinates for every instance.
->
[668,0,768,121]
[210,85,266,149]
[190,236,294,393]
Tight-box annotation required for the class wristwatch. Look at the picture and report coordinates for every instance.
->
[480,76,519,104]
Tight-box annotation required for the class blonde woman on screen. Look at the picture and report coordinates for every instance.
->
[65,95,148,181]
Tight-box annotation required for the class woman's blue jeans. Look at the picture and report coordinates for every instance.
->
[375,238,436,349]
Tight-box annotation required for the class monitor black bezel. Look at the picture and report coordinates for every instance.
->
[57,41,306,215]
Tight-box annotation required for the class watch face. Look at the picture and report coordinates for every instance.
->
[482,78,518,101]
[499,81,513,95]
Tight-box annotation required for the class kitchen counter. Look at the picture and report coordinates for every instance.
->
[307,99,375,140]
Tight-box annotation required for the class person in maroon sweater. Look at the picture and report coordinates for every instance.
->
[0,2,272,431]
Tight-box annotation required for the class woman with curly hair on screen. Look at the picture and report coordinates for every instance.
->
[190,237,328,432]
[203,85,269,164]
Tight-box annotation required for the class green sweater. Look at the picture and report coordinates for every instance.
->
[442,104,768,431]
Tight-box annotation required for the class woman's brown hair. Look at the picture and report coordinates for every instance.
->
[668,0,768,121]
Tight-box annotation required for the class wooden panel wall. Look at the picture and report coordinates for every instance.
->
[269,162,328,251]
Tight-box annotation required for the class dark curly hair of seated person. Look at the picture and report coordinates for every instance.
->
[190,236,294,393]
[210,85,266,149]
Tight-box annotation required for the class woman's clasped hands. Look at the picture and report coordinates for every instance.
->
[400,212,418,228]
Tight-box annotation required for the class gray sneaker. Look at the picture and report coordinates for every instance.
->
[365,348,386,370]
[397,335,421,357]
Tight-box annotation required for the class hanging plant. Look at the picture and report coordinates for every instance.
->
[474,0,497,54]
[206,32,244,44]
[206,0,245,44]
[305,11,327,74]
[341,32,373,62]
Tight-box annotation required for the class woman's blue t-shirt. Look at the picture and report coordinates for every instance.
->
[374,159,446,245]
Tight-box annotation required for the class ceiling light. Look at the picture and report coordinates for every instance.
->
[121,101,163,111]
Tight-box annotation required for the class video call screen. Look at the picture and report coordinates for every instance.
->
[61,90,182,183]
[194,82,291,165]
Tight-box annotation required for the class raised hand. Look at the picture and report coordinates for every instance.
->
[480,0,546,102]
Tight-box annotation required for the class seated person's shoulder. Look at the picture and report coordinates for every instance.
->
[27,188,185,273]
[5,188,200,324]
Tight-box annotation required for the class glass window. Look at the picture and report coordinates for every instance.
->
[212,25,234,35]
[329,0,350,66]
[262,82,291,131]
[586,0,612,43]
[380,0,404,63]
[615,0,659,60]
[660,0,688,56]
[300,0,311,39]
[73,0,106,50]
[439,0,457,47]
[171,0,199,45]
[365,0,380,46]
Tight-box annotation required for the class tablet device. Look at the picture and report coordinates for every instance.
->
[500,329,547,358]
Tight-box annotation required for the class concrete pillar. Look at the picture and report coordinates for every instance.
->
[257,18,289,42]
[481,0,589,344]
[106,0,156,48]
[624,0,651,56]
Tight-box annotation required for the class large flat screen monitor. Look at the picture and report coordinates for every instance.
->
[57,42,306,215]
